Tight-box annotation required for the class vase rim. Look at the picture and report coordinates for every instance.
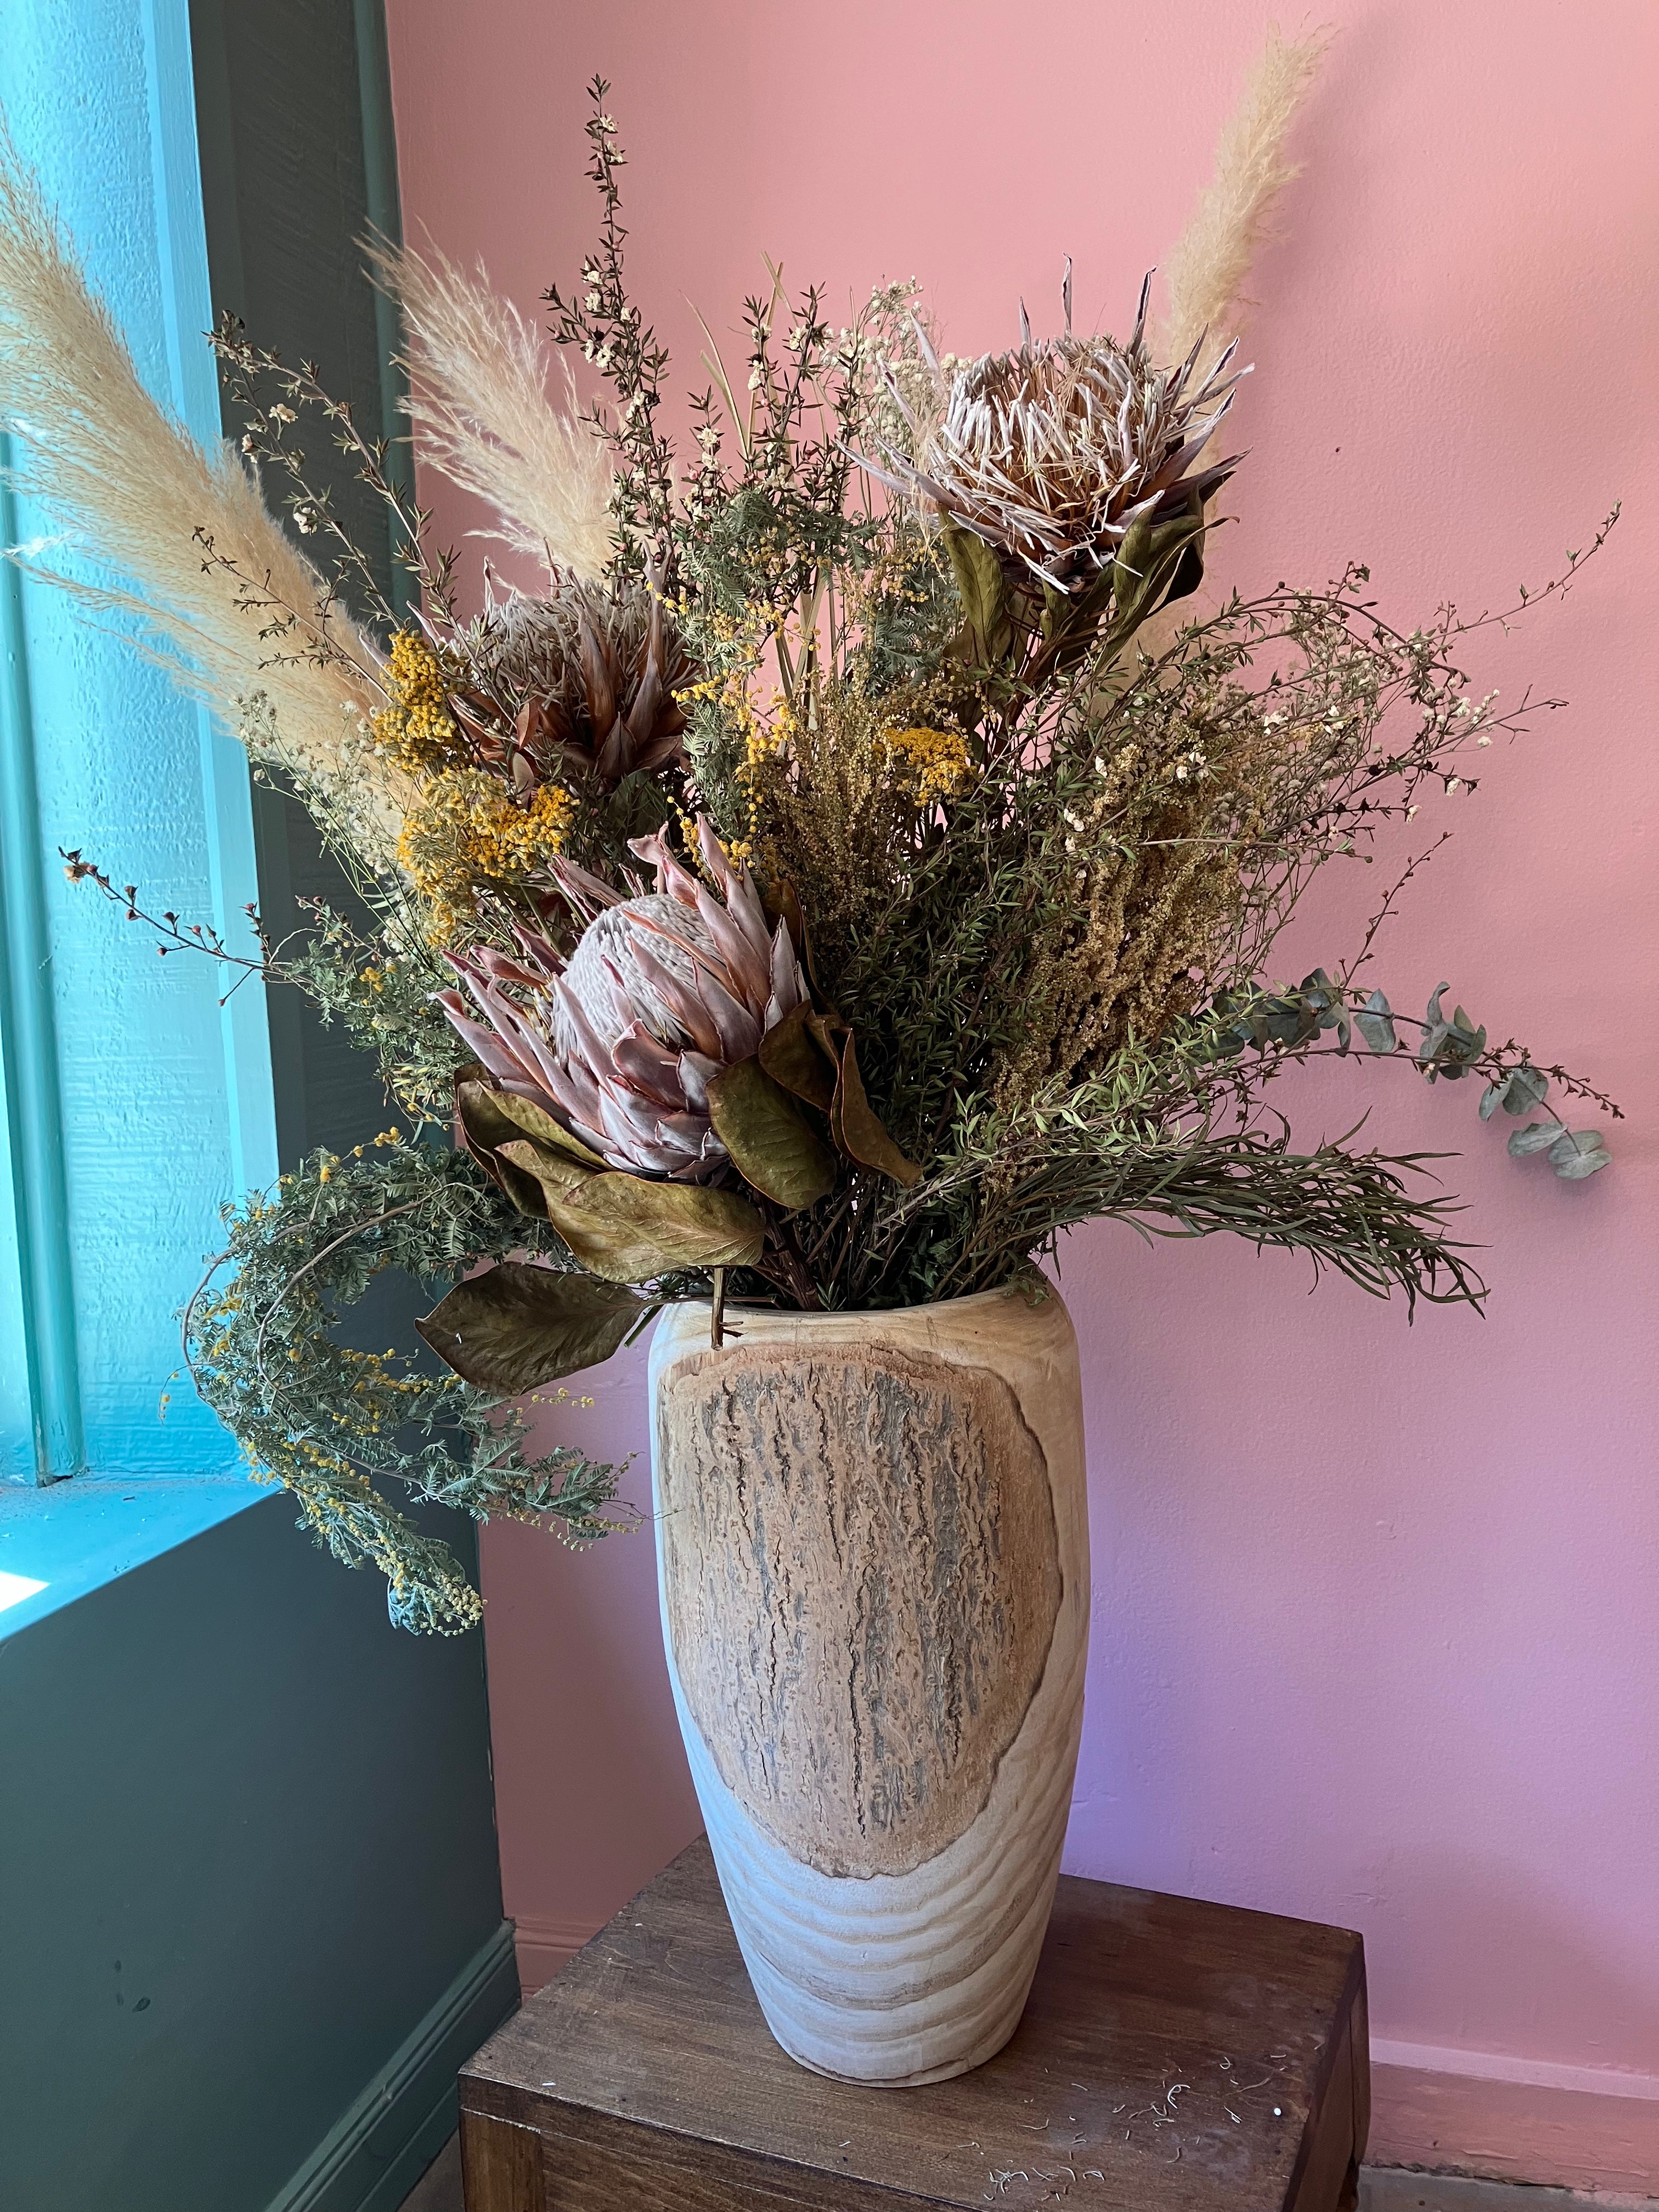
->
[662,1274,1059,1325]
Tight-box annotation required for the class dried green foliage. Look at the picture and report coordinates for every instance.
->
[184,1138,627,1633]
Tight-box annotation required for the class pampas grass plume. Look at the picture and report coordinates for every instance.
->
[1159,25,1331,371]
[370,236,614,583]
[0,125,407,851]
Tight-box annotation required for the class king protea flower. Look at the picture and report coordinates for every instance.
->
[436,816,806,1180]
[448,574,693,794]
[871,270,1244,593]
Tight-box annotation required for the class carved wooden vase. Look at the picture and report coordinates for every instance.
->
[648,1281,1090,2086]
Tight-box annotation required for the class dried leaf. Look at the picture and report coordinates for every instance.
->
[756,1000,837,1111]
[942,521,1012,659]
[455,1075,561,1218]
[416,1264,646,1393]
[707,1055,836,1211]
[498,1136,596,1204]
[541,1172,765,1283]
[832,1032,922,1187]
[482,1086,605,1167]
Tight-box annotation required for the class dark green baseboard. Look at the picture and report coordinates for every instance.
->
[266,1920,520,2212]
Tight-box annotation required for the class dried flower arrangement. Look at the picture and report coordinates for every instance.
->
[0,41,1617,1630]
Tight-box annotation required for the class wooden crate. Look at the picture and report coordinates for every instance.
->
[461,1837,1368,2211]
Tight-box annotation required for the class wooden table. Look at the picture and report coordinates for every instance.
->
[460,1838,1368,2212]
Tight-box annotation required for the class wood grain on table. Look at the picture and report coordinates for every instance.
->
[461,1837,1367,2211]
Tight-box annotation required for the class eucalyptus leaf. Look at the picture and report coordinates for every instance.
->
[416,1264,647,1394]
[542,1172,765,1284]
[1479,1082,1503,1122]
[1500,1065,1549,1116]
[1507,1120,1568,1156]
[708,1054,836,1211]
[1547,1129,1611,1180]
[1355,990,1397,1054]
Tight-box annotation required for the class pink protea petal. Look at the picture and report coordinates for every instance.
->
[656,1110,715,1154]
[685,956,762,1060]
[695,814,770,950]
[627,938,723,1058]
[539,1050,606,1134]
[594,1083,688,1169]
[435,992,529,1087]
[470,945,548,991]
[610,1024,685,1106]
[549,852,626,926]
[478,978,567,1098]
[693,882,772,1006]
[676,1050,721,1111]
[768,922,804,1019]
[551,977,619,1091]
[627,826,701,911]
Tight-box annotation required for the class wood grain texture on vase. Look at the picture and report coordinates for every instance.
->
[459,1836,1370,2211]
[647,1282,1091,2084]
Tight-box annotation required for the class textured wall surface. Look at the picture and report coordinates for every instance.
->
[383,0,1659,2137]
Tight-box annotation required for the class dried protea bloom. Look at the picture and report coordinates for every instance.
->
[448,575,693,794]
[873,273,1244,594]
[437,816,806,1179]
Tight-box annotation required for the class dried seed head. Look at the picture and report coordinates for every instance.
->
[871,274,1247,592]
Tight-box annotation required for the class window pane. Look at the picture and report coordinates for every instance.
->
[0,0,278,1480]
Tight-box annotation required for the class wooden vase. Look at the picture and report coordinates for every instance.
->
[648,1281,1090,2086]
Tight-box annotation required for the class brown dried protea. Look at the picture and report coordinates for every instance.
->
[872,272,1244,594]
[436,815,806,1180]
[447,574,694,794]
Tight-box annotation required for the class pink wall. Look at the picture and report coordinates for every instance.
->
[385,0,1659,2177]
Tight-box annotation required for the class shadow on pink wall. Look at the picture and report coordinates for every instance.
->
[480,1335,699,1990]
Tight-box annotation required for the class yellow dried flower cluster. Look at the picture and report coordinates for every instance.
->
[676,597,796,858]
[397,771,573,942]
[883,726,972,803]
[371,629,465,775]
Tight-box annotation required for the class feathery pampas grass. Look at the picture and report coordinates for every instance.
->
[0,127,409,856]
[369,236,614,583]
[1158,25,1330,372]
[1132,25,1328,665]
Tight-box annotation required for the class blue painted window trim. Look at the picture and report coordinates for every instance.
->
[0,0,279,1505]
[0,454,85,1482]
